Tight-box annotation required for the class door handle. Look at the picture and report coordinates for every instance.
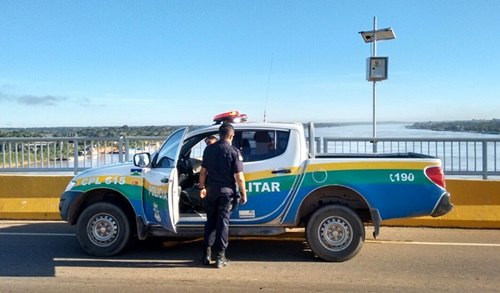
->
[271,169,292,174]
[161,177,169,183]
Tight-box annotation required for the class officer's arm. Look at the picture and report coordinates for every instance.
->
[235,172,247,204]
[199,167,208,198]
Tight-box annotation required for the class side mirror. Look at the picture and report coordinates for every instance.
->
[134,153,151,168]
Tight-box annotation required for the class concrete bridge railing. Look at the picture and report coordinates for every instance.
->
[0,175,499,229]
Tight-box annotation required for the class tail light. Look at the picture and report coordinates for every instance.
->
[425,166,446,189]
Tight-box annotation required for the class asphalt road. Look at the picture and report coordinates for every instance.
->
[0,221,499,292]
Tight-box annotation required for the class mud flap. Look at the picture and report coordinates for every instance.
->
[370,208,382,239]
[136,215,148,240]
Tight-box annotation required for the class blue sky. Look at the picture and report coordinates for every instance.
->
[0,1,499,127]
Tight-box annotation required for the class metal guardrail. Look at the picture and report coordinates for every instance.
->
[1,135,499,179]
[0,137,164,174]
[313,137,500,179]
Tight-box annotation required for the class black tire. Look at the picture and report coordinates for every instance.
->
[76,202,131,256]
[306,205,365,262]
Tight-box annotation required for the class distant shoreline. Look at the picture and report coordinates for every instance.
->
[406,120,500,135]
[1,120,499,137]
[0,125,182,138]
[312,121,409,128]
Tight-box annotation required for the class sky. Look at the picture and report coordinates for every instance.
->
[0,0,499,127]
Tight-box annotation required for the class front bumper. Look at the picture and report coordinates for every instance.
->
[431,192,453,217]
[59,190,85,223]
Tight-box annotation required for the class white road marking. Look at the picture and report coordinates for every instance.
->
[1,232,500,248]
[367,240,500,247]
[54,258,192,264]
[0,232,75,237]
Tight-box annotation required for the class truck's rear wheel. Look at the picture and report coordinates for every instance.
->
[306,205,365,262]
[76,202,131,256]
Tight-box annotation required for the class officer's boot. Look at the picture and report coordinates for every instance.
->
[202,246,211,266]
[215,251,229,268]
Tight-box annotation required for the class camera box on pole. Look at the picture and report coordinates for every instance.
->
[366,57,388,81]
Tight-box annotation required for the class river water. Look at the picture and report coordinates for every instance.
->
[314,123,500,139]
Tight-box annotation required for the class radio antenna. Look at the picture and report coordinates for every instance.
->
[263,52,274,122]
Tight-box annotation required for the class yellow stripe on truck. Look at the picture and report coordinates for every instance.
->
[244,167,300,181]
[307,160,440,172]
[76,175,144,187]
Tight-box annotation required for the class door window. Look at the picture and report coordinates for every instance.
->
[233,130,290,162]
[154,128,185,168]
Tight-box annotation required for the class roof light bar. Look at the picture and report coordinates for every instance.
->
[213,111,248,124]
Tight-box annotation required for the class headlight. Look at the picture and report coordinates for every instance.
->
[65,180,76,192]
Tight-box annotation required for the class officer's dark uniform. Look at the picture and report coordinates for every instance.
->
[201,139,243,261]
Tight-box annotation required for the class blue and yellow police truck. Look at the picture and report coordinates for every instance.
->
[60,111,453,262]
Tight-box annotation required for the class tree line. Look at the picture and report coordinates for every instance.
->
[407,119,500,134]
[0,125,190,138]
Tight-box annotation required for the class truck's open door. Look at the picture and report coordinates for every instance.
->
[143,128,187,233]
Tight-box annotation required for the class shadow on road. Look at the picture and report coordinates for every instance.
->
[0,222,314,277]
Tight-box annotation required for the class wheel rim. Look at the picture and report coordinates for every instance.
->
[317,216,353,252]
[87,213,120,247]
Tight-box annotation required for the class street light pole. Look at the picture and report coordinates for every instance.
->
[359,17,395,154]
[372,16,377,153]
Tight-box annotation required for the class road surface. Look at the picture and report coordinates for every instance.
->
[0,221,499,292]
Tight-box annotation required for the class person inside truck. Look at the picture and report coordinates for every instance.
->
[254,130,275,160]
[178,136,217,214]
[205,135,218,146]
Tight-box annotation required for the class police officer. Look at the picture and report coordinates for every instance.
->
[198,123,247,268]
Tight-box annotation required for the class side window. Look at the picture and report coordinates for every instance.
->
[189,134,219,160]
[189,139,207,160]
[233,130,290,162]
[183,133,219,160]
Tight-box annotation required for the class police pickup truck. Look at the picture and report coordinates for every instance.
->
[59,111,453,262]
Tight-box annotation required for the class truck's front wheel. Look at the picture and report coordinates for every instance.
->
[306,205,365,262]
[76,202,131,256]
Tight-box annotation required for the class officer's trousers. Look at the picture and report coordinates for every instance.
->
[203,187,233,256]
